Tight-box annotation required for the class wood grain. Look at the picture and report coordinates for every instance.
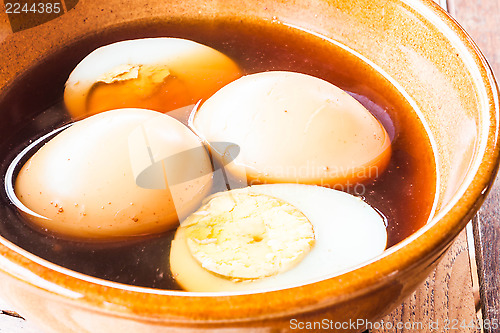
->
[373,230,480,333]
[450,0,500,331]
[449,0,500,77]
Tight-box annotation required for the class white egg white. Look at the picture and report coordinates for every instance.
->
[14,109,213,240]
[170,183,388,292]
[191,71,392,187]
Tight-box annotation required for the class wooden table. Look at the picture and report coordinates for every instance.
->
[1,0,499,332]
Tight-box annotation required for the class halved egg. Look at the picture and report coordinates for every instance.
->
[170,184,387,292]
[14,108,213,240]
[64,38,242,120]
[191,71,392,187]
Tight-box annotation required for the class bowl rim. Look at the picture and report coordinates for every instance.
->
[0,0,499,323]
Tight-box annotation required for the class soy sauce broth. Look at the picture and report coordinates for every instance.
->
[0,18,436,290]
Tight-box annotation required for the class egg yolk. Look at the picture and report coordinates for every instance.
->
[182,191,315,280]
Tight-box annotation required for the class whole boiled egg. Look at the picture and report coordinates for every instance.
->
[64,38,242,120]
[14,108,213,240]
[170,184,387,292]
[191,71,391,187]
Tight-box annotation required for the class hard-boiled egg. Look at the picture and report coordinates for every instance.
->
[191,71,391,187]
[64,38,242,120]
[14,108,213,240]
[170,184,387,292]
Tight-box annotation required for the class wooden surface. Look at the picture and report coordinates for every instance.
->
[454,0,500,330]
[1,0,500,332]
[447,0,500,331]
[374,229,480,333]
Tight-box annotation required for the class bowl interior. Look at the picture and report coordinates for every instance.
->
[0,0,498,322]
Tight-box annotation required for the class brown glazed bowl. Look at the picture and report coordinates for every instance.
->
[0,0,499,332]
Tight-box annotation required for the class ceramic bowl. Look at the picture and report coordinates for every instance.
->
[0,0,498,332]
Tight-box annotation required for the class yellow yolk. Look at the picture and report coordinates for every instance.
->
[182,191,315,280]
